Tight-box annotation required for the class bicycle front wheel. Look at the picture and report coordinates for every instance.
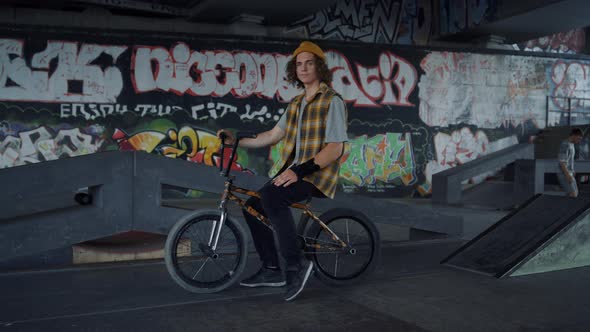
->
[306,208,380,286]
[165,210,248,293]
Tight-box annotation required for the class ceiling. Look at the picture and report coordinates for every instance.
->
[2,0,589,44]
[1,0,340,25]
[438,0,590,44]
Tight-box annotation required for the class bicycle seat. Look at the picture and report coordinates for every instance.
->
[236,131,257,140]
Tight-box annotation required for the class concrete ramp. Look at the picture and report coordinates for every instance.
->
[442,194,590,277]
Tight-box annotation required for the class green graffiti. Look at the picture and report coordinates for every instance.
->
[340,133,417,186]
[268,140,286,177]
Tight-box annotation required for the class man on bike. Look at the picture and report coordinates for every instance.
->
[217,41,347,301]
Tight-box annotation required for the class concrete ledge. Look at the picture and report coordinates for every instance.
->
[0,151,463,264]
[514,159,590,200]
[432,143,534,204]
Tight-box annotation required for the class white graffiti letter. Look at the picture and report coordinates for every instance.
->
[232,52,258,98]
[328,51,377,107]
[380,52,417,106]
[252,53,279,99]
[206,51,237,97]
[133,46,174,92]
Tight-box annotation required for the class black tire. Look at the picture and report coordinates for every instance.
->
[306,208,380,286]
[165,210,248,293]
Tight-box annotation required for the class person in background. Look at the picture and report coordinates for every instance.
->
[558,128,583,198]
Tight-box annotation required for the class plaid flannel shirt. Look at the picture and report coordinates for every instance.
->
[272,82,345,199]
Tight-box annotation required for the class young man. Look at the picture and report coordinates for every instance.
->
[217,41,347,301]
[558,128,583,198]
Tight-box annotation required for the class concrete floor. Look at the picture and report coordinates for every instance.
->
[2,239,589,332]
[2,181,588,331]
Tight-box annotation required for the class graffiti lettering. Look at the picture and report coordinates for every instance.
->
[191,102,237,120]
[419,51,546,128]
[191,102,285,123]
[440,0,495,35]
[339,133,417,186]
[0,39,127,103]
[550,60,590,112]
[132,43,417,108]
[0,126,104,168]
[132,43,299,102]
[418,128,517,194]
[288,0,433,45]
[330,51,417,107]
[60,103,183,120]
[516,29,585,54]
[112,126,249,173]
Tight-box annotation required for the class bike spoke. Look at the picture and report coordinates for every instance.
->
[189,225,207,245]
[303,250,343,255]
[333,228,366,247]
[334,254,339,277]
[192,257,211,279]
[210,257,232,276]
[347,231,364,246]
[346,220,350,244]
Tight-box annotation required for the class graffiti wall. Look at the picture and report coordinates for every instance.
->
[513,29,586,54]
[439,0,497,36]
[288,0,496,45]
[1,26,590,197]
[287,0,434,45]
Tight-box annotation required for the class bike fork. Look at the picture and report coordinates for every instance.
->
[208,211,227,251]
[209,192,229,250]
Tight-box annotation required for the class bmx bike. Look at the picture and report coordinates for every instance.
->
[164,131,381,293]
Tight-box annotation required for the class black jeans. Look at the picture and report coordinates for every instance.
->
[243,179,315,271]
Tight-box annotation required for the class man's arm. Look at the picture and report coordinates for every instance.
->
[313,142,344,168]
[314,96,347,167]
[559,161,574,183]
[218,125,285,149]
[273,142,344,187]
[558,141,574,183]
[240,126,285,148]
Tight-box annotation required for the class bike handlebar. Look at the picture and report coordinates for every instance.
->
[218,131,257,177]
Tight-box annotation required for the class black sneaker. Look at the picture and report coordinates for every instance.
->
[284,260,314,302]
[239,267,286,287]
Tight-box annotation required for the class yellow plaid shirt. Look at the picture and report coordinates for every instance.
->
[272,82,346,199]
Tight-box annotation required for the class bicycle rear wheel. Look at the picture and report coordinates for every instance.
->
[165,210,248,293]
[305,208,380,286]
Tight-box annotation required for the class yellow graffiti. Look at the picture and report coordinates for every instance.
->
[118,126,221,166]
[127,131,167,153]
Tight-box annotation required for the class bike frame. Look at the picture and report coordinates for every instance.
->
[208,134,347,252]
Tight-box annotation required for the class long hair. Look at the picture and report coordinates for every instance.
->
[571,128,583,137]
[285,55,332,89]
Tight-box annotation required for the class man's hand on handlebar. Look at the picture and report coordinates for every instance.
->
[216,130,235,146]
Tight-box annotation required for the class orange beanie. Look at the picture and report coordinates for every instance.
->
[292,41,326,61]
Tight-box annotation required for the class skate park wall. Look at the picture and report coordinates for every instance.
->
[1,23,590,200]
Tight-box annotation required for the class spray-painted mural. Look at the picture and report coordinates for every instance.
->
[513,29,586,54]
[287,0,434,45]
[288,0,497,46]
[2,26,590,197]
[439,0,497,36]
[0,120,104,168]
